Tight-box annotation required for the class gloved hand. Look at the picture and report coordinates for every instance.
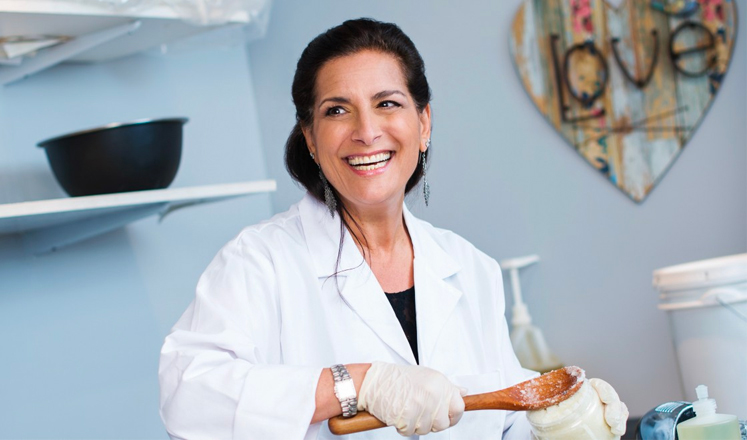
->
[590,378,629,437]
[357,362,467,436]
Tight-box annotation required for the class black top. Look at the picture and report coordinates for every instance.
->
[384,286,418,364]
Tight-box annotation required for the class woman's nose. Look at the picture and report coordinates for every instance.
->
[351,110,382,145]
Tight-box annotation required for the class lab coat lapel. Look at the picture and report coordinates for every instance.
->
[405,205,463,366]
[299,194,360,278]
[340,269,418,365]
[299,194,417,364]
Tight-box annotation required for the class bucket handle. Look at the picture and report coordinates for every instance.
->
[711,291,747,324]
[658,288,747,315]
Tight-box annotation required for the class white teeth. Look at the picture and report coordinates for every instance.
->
[347,152,391,166]
[354,161,388,171]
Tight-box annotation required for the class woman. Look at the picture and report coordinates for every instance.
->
[159,18,628,439]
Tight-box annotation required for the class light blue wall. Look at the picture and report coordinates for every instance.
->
[248,0,747,417]
[0,1,745,437]
[0,48,272,438]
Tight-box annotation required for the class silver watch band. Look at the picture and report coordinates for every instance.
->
[331,364,358,418]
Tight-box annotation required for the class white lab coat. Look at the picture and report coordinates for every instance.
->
[159,193,535,440]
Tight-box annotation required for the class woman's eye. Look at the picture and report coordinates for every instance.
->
[325,106,347,116]
[379,100,401,109]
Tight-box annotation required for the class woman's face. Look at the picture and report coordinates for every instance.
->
[303,50,431,214]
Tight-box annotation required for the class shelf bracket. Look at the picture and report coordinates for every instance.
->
[0,20,142,86]
[22,202,165,255]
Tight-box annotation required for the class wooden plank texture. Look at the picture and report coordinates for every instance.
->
[509,0,737,202]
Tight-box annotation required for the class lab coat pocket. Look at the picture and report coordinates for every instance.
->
[447,370,505,439]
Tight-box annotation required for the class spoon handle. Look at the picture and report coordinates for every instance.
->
[328,395,493,435]
[327,411,384,435]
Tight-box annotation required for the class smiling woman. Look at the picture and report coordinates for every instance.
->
[158,18,628,440]
[285,20,431,213]
[304,51,429,215]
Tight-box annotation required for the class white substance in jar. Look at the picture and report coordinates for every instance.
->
[527,380,617,440]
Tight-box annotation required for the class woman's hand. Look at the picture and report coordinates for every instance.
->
[357,362,467,436]
[589,378,629,436]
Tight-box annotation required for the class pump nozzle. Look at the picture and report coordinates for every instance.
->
[692,384,717,417]
[499,254,562,373]
[696,385,709,400]
[500,255,539,326]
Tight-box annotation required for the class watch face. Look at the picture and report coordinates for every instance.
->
[335,380,357,400]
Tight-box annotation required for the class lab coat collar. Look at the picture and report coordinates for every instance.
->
[298,193,364,279]
[298,193,463,365]
[298,193,461,279]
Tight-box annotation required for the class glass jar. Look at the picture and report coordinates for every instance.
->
[526,380,616,440]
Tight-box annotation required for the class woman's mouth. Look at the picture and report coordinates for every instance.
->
[346,152,392,171]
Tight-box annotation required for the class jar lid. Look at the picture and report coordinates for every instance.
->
[653,254,747,292]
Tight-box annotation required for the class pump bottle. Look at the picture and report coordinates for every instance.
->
[676,385,741,440]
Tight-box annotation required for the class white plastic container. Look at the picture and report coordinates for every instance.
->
[527,381,615,440]
[676,385,741,440]
[653,253,747,419]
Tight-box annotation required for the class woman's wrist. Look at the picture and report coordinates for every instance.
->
[311,363,371,424]
[346,363,371,397]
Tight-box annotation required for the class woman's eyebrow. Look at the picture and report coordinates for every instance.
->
[318,96,350,109]
[317,90,406,109]
[372,90,406,100]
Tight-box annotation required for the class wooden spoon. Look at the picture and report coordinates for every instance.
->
[328,365,585,435]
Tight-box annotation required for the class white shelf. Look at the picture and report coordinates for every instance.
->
[0,1,252,21]
[0,180,275,254]
[0,0,257,85]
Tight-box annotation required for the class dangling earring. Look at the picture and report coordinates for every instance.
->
[311,152,336,216]
[320,170,337,216]
[422,139,431,207]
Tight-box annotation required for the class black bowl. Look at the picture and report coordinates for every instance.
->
[37,117,188,197]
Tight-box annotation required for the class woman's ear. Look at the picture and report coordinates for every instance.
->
[301,126,316,159]
[419,104,432,152]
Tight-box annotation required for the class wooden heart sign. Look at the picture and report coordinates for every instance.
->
[509,0,737,202]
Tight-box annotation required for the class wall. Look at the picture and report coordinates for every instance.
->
[0,2,744,437]
[0,47,272,438]
[248,0,747,417]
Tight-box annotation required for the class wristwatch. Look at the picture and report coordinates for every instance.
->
[331,364,358,418]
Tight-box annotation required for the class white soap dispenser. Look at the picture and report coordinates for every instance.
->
[676,385,741,440]
[500,255,562,373]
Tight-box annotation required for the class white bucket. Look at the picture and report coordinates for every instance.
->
[653,253,747,418]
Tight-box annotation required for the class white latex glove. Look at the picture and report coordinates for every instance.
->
[589,378,629,437]
[357,362,467,436]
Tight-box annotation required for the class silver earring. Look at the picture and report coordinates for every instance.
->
[311,152,336,215]
[422,149,430,207]
[318,166,336,216]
